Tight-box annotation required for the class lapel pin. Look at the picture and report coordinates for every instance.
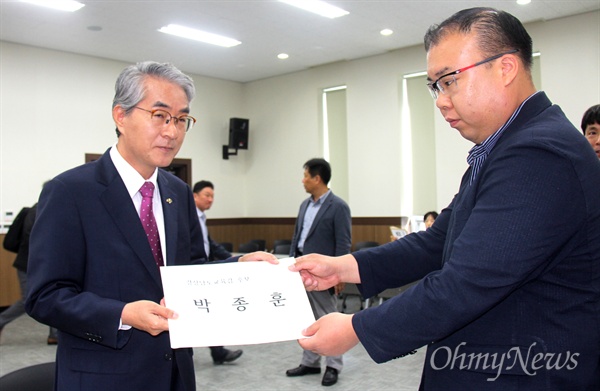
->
[166,198,173,204]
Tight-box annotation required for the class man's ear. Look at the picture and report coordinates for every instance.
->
[500,53,519,86]
[112,105,126,133]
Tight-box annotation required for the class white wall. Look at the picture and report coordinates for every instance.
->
[1,11,598,220]
[243,10,600,217]
[527,11,600,127]
[0,42,245,219]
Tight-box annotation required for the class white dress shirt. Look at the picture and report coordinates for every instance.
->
[110,143,167,264]
[196,208,210,257]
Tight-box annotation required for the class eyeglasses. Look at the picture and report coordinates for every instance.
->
[426,49,519,99]
[134,107,196,132]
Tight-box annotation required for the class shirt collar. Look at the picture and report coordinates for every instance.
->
[310,189,331,205]
[110,142,158,198]
[467,91,540,166]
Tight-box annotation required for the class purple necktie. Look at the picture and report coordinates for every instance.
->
[139,182,164,267]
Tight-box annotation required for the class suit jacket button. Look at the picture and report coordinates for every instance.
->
[164,353,173,361]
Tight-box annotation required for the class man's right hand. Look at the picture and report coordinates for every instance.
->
[289,253,360,291]
[121,300,178,336]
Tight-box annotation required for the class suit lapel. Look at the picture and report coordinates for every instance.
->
[96,152,162,287]
[306,192,334,240]
[157,171,178,266]
[292,200,309,250]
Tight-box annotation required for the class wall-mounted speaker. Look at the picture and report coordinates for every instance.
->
[228,118,249,150]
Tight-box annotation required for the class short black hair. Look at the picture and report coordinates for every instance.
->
[303,158,331,185]
[424,211,439,221]
[424,7,533,72]
[192,180,214,193]
[581,104,600,134]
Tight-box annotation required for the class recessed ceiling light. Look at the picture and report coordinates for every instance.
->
[279,0,349,19]
[277,53,289,60]
[159,24,241,48]
[20,0,85,12]
[516,0,531,5]
[380,29,394,36]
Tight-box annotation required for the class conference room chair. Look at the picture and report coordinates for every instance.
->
[354,241,379,251]
[273,243,291,255]
[339,283,372,313]
[249,239,266,252]
[337,242,380,311]
[0,362,55,391]
[238,242,260,253]
[374,281,420,306]
[219,242,233,253]
[272,239,292,249]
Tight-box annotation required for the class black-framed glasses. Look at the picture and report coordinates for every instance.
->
[134,107,197,132]
[426,49,519,99]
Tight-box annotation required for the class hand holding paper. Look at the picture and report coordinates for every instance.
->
[299,312,359,357]
[289,253,361,291]
[160,258,314,348]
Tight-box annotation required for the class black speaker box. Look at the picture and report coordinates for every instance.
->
[229,118,249,150]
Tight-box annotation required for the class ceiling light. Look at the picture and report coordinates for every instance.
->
[279,0,349,19]
[159,24,241,48]
[516,0,531,4]
[277,53,289,60]
[380,29,394,36]
[20,0,85,12]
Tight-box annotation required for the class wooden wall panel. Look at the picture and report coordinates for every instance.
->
[0,218,404,305]
[207,217,403,252]
[0,234,21,307]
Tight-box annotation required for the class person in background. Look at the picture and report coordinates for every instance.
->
[25,61,275,391]
[0,198,58,345]
[192,180,243,365]
[286,158,351,387]
[423,211,438,229]
[291,8,600,390]
[581,104,600,159]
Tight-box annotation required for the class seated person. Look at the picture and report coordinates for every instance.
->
[581,104,600,159]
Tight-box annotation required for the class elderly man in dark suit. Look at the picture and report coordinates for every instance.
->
[285,158,351,387]
[25,61,274,391]
[291,8,600,390]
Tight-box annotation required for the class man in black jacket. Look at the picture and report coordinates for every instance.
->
[1,203,57,344]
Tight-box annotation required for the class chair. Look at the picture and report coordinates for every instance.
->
[0,362,55,391]
[272,239,292,248]
[354,241,379,251]
[219,242,233,253]
[374,288,402,306]
[238,242,259,253]
[373,281,419,306]
[339,283,372,313]
[249,239,266,251]
[273,243,291,255]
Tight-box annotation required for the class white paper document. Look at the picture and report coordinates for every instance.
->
[160,258,315,348]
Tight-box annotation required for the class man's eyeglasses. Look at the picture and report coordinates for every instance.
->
[426,49,519,99]
[134,107,197,132]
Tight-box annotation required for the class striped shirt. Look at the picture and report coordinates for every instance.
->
[466,92,540,184]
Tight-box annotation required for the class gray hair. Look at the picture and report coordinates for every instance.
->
[112,61,195,136]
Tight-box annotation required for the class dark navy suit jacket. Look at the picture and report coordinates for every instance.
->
[353,92,600,390]
[26,150,207,391]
